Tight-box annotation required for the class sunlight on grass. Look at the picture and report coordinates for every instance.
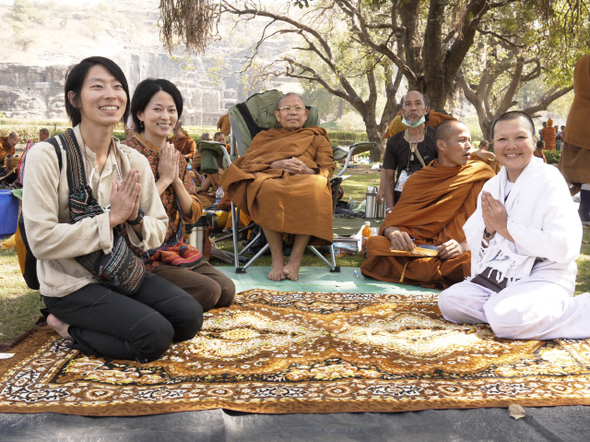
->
[0,249,44,346]
[575,227,590,296]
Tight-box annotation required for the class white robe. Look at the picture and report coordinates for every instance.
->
[438,157,590,340]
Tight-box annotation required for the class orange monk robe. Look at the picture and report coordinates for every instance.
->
[0,136,15,164]
[541,126,556,151]
[217,114,231,136]
[220,126,335,245]
[563,55,590,150]
[361,160,495,290]
[533,149,547,163]
[560,55,590,184]
[170,130,196,160]
[469,151,502,174]
[384,111,456,138]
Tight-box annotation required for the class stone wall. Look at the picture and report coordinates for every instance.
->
[0,51,240,124]
[0,64,68,119]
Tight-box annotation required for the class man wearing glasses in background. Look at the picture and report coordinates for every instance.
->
[221,93,335,282]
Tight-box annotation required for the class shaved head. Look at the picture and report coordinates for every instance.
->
[435,120,462,143]
[277,92,305,110]
[435,120,472,168]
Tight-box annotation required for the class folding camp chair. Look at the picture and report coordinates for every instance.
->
[203,89,374,273]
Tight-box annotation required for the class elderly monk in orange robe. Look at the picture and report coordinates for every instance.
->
[361,120,495,290]
[221,93,334,281]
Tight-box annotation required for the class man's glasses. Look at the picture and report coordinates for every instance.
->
[278,106,306,113]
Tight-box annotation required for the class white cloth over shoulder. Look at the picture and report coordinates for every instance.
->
[463,157,582,293]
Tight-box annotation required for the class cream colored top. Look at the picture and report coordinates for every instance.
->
[22,125,168,297]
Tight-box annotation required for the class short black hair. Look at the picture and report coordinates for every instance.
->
[434,119,463,142]
[491,111,535,139]
[131,78,183,134]
[39,128,50,136]
[214,132,225,140]
[65,56,130,127]
[536,140,545,149]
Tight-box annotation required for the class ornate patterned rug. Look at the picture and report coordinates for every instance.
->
[1,289,590,416]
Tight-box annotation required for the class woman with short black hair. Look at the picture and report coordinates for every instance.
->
[124,78,235,311]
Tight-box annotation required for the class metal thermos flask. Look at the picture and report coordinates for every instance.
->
[186,215,208,254]
[365,185,378,218]
[375,201,386,218]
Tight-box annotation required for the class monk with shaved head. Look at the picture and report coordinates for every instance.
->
[221,93,335,281]
[361,120,495,289]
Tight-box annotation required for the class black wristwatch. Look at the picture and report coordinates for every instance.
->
[128,207,145,225]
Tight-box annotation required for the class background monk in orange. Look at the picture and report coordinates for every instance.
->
[541,118,556,151]
[361,120,495,289]
[170,121,196,162]
[0,132,19,164]
[221,93,334,281]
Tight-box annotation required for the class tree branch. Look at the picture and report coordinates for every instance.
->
[523,86,573,116]
[476,28,527,49]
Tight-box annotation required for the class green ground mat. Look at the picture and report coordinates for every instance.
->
[218,266,438,295]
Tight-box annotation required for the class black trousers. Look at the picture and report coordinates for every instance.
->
[579,189,590,222]
[43,272,203,362]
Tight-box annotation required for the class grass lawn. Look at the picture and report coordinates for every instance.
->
[1,164,589,347]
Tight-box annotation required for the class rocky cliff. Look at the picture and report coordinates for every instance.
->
[0,0,289,124]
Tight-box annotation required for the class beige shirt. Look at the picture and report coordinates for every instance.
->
[22,125,168,297]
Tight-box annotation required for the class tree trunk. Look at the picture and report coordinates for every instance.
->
[365,123,385,163]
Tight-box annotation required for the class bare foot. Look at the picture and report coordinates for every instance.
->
[268,265,286,281]
[47,314,73,341]
[268,255,286,281]
[283,262,301,281]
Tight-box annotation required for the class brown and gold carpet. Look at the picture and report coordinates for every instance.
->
[1,289,590,416]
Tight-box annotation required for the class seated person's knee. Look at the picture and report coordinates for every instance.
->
[437,289,463,323]
[173,298,203,342]
[188,280,222,311]
[218,279,236,307]
[133,315,175,362]
[486,300,529,339]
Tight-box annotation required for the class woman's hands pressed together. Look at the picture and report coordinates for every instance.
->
[481,191,514,241]
[158,142,180,187]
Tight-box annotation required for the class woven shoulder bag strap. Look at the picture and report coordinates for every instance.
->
[58,129,86,189]
[58,129,103,223]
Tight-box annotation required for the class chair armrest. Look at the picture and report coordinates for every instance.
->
[335,142,376,177]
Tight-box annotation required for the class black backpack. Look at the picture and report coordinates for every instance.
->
[18,136,63,290]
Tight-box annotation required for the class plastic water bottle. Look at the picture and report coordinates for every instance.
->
[215,186,224,204]
[362,221,371,256]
